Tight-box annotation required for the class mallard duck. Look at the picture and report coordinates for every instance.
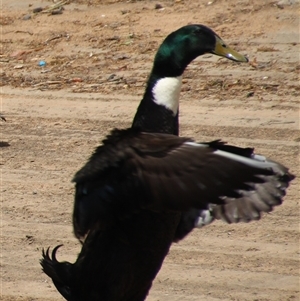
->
[41,128,294,301]
[41,25,293,301]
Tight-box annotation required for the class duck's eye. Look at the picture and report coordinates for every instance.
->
[222,43,227,48]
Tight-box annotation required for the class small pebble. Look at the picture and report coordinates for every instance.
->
[22,14,31,20]
[51,8,64,15]
[33,7,43,13]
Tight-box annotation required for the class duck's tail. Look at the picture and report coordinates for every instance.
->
[40,245,73,300]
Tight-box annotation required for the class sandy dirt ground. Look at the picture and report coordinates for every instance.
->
[1,0,299,300]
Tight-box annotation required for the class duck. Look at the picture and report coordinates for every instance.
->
[41,128,294,301]
[41,25,292,301]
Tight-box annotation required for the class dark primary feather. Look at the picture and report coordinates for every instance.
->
[199,140,293,224]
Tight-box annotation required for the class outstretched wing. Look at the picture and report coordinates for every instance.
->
[173,142,294,241]
[72,128,294,241]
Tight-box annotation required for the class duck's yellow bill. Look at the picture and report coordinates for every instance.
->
[213,36,248,62]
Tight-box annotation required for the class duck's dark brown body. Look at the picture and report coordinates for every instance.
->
[43,208,181,301]
[42,129,294,301]
[71,211,180,301]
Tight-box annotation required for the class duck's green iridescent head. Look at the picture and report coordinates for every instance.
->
[153,24,248,77]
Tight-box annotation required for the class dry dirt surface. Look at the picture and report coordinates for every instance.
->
[1,0,299,300]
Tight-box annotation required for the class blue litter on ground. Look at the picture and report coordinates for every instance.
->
[38,60,46,67]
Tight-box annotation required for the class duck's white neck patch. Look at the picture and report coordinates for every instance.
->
[152,76,182,115]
